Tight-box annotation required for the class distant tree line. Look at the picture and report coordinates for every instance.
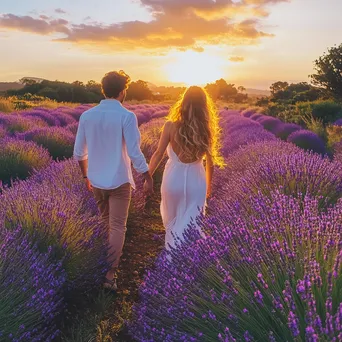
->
[5,79,182,103]
[256,81,324,107]
[5,77,248,104]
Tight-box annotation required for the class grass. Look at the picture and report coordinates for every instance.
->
[303,113,327,141]
[0,96,81,112]
[0,98,15,112]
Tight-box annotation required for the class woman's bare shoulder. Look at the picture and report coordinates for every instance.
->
[164,120,176,133]
[164,120,173,128]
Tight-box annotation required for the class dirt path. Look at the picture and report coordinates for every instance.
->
[102,203,164,341]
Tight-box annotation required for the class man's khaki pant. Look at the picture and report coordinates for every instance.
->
[93,183,132,270]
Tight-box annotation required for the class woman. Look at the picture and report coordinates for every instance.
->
[147,86,223,249]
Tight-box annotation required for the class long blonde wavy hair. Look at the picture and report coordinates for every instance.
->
[167,86,224,167]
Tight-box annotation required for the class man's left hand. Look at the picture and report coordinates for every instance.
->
[84,178,93,192]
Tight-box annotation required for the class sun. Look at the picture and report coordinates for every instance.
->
[164,50,225,86]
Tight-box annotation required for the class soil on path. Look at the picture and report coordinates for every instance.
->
[106,202,164,341]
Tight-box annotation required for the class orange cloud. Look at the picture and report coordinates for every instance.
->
[0,14,69,35]
[229,56,245,62]
[0,0,289,52]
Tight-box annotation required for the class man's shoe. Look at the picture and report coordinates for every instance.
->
[104,277,118,292]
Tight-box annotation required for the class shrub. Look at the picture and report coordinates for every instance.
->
[0,227,65,342]
[0,160,109,307]
[241,109,255,118]
[66,123,79,135]
[288,130,326,155]
[221,116,276,155]
[258,116,282,133]
[303,114,328,142]
[21,127,75,160]
[51,110,77,127]
[0,138,51,185]
[0,124,7,139]
[0,114,37,134]
[326,125,342,152]
[250,113,264,121]
[65,105,92,121]
[22,109,61,126]
[255,115,268,122]
[274,123,301,140]
[218,145,341,210]
[334,118,342,126]
[130,191,342,341]
[296,101,342,124]
[22,115,50,128]
[211,141,301,196]
[334,140,342,163]
[152,109,169,120]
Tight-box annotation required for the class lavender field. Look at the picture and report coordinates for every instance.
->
[0,105,341,341]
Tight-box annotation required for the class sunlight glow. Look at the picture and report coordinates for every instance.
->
[164,50,225,86]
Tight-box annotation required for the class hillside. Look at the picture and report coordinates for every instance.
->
[0,82,24,92]
[245,88,270,96]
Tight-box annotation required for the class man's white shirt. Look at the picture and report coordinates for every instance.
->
[73,99,148,190]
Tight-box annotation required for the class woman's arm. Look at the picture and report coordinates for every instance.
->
[149,121,172,176]
[205,153,214,198]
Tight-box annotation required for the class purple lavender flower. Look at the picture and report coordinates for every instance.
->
[50,110,77,127]
[241,109,256,118]
[333,118,342,126]
[0,124,7,139]
[0,227,65,341]
[0,137,51,185]
[334,140,342,164]
[19,126,75,160]
[288,130,326,155]
[221,115,276,155]
[65,122,79,135]
[0,113,37,134]
[130,191,342,341]
[1,159,109,309]
[274,123,301,140]
[22,109,61,126]
[258,116,282,133]
[250,113,264,121]
[214,142,341,210]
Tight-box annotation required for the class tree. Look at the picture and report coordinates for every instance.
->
[269,81,322,104]
[238,86,246,93]
[270,81,289,96]
[126,80,153,101]
[311,43,342,100]
[234,93,248,103]
[205,79,238,101]
[205,82,220,100]
[37,87,59,101]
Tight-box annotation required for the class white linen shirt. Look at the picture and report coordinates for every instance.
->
[73,99,148,190]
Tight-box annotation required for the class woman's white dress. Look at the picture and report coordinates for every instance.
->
[161,145,207,249]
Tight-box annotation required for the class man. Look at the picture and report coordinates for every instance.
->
[74,70,153,291]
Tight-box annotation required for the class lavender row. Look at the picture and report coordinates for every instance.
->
[0,104,170,339]
[0,104,169,137]
[0,160,109,341]
[0,104,169,185]
[241,109,327,155]
[130,111,342,341]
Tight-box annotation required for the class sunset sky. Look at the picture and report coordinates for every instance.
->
[0,0,341,89]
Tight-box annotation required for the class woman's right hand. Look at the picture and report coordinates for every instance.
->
[206,186,211,199]
[143,177,154,196]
